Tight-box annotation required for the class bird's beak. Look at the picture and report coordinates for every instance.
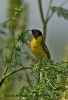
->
[28,29,34,39]
[28,30,32,34]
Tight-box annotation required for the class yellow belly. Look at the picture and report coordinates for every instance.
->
[30,38,48,59]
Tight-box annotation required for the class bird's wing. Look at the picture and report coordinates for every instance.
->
[41,42,51,59]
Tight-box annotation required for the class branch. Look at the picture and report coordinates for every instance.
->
[0,66,32,87]
[38,0,53,41]
[43,0,53,41]
[47,0,68,22]
[38,0,44,23]
[45,0,53,21]
[4,51,14,76]
[60,0,68,7]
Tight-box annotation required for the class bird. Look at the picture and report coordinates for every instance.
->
[29,29,51,60]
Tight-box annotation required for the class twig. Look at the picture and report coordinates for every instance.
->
[0,66,32,87]
[46,0,53,21]
[4,51,14,76]
[38,0,68,41]
[60,0,68,7]
[25,70,32,86]
[47,0,68,22]
[38,0,53,41]
[38,0,44,23]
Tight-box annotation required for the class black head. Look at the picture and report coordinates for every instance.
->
[31,29,42,38]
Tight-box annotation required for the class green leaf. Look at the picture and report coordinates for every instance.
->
[17,30,33,45]
[18,59,68,100]
[51,6,68,20]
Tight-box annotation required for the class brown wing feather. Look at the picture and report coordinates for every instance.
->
[41,42,51,59]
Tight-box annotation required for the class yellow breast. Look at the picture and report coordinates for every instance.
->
[30,36,48,59]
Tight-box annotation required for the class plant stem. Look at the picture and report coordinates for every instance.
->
[0,66,31,87]
[47,0,68,22]
[42,23,47,41]
[60,0,68,7]
[12,25,15,44]
[46,0,53,20]
[38,0,53,41]
[4,51,14,76]
[38,0,44,23]
[38,0,68,41]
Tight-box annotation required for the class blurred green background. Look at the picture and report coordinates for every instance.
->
[0,0,68,100]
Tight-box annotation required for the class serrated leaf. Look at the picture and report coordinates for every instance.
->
[51,6,68,20]
[17,30,33,45]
